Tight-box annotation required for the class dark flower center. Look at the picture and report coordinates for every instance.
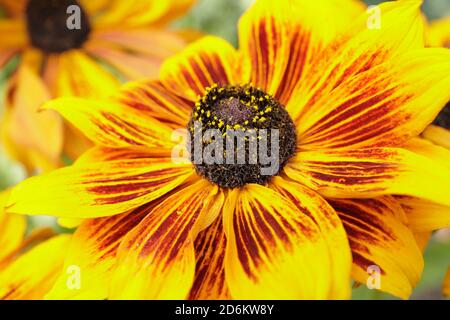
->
[26,0,91,53]
[188,84,297,188]
[434,102,449,130]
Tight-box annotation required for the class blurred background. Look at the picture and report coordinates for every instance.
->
[1,0,449,300]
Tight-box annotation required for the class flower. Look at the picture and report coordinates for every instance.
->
[0,190,71,299]
[0,0,195,171]
[6,0,450,299]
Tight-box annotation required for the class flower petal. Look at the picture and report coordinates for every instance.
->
[86,28,188,81]
[329,197,423,299]
[395,196,450,232]
[428,16,450,47]
[0,19,27,49]
[116,80,192,128]
[421,125,450,152]
[5,64,64,167]
[93,0,194,28]
[287,1,450,149]
[240,0,366,102]
[160,36,242,100]
[46,205,153,300]
[0,190,26,266]
[188,217,230,300]
[7,158,193,218]
[110,179,223,299]
[224,184,349,299]
[44,97,175,148]
[238,0,289,95]
[0,235,71,300]
[269,177,352,298]
[55,50,120,98]
[284,148,450,206]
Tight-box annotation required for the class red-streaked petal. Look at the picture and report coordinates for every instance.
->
[160,36,242,100]
[284,148,450,206]
[238,0,289,95]
[330,197,423,299]
[286,1,450,150]
[46,204,154,299]
[7,158,194,219]
[116,80,192,128]
[44,97,175,148]
[224,184,350,299]
[110,179,224,299]
[188,217,230,300]
[269,177,352,298]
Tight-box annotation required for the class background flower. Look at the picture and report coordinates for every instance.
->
[0,0,196,171]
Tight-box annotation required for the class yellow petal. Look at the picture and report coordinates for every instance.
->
[421,125,450,150]
[224,184,350,299]
[93,0,194,28]
[239,0,365,102]
[413,232,431,252]
[330,197,423,299]
[7,158,194,218]
[0,18,26,49]
[6,64,63,167]
[0,190,26,266]
[396,196,450,232]
[427,16,450,47]
[269,177,352,299]
[0,235,71,300]
[110,179,223,299]
[55,50,120,98]
[86,28,188,81]
[287,1,450,150]
[116,80,192,128]
[47,205,153,300]
[284,147,450,206]
[44,97,175,148]
[160,36,242,100]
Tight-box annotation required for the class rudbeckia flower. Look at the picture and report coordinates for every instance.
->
[0,0,195,171]
[6,0,450,300]
[0,190,71,299]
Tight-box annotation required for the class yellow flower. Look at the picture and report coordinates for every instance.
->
[6,0,450,300]
[0,0,195,171]
[0,190,71,299]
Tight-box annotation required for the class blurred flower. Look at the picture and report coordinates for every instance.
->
[0,0,196,172]
[6,0,450,300]
[0,189,70,299]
